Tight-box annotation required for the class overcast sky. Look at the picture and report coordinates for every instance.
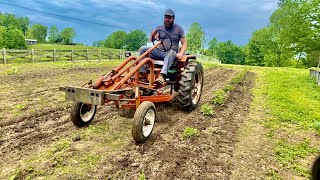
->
[0,0,278,46]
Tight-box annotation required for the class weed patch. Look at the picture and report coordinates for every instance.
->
[5,66,19,75]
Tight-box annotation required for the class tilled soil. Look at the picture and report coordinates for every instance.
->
[105,68,255,179]
[0,66,255,179]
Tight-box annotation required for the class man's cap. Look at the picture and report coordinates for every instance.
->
[164,9,175,16]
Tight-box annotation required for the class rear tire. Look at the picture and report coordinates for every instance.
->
[132,101,156,143]
[178,60,203,111]
[70,102,97,127]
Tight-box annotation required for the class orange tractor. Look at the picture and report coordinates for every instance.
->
[59,30,204,143]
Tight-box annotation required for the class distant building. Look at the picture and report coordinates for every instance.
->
[25,39,37,45]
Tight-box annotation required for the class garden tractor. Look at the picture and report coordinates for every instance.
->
[59,30,204,143]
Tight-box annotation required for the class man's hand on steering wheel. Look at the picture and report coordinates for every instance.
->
[152,30,172,52]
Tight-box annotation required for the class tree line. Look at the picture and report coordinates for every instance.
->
[100,0,319,68]
[3,0,319,68]
[245,0,320,67]
[195,0,319,67]
[93,29,148,51]
[0,12,77,49]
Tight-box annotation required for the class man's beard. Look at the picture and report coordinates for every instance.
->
[164,21,174,29]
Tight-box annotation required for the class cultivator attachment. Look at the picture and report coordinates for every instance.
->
[59,86,120,106]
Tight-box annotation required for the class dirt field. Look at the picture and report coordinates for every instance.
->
[0,62,256,179]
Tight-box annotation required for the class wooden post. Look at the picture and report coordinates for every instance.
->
[53,48,56,61]
[86,49,89,61]
[109,51,111,60]
[99,49,101,61]
[71,49,74,61]
[31,48,35,63]
[2,48,6,64]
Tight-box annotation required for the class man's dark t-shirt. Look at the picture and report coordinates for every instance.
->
[155,24,185,53]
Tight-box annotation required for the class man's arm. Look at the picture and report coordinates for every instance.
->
[177,37,187,60]
[150,30,155,42]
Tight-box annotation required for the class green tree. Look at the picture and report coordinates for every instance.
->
[215,40,245,65]
[267,8,293,67]
[125,29,147,51]
[186,22,206,53]
[245,28,271,66]
[18,16,29,36]
[246,0,320,67]
[28,24,48,43]
[104,30,127,49]
[0,26,6,48]
[207,37,218,56]
[48,26,62,44]
[93,40,103,47]
[60,27,76,44]
[0,14,20,29]
[5,28,27,49]
[276,0,320,67]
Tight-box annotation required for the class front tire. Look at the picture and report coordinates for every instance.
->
[70,102,97,127]
[178,60,203,111]
[132,101,156,143]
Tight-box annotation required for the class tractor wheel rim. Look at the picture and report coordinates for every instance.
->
[80,103,96,122]
[142,109,155,137]
[192,71,202,104]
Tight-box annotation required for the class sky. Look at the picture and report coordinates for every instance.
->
[0,0,278,46]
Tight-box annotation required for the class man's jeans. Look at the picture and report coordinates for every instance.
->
[139,47,176,75]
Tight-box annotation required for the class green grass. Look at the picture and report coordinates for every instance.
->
[312,121,320,135]
[182,127,198,139]
[200,60,219,70]
[262,68,320,127]
[28,44,122,52]
[4,66,19,75]
[275,139,318,177]
[201,103,215,116]
[245,66,320,178]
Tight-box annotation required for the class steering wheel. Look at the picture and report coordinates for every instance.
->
[152,30,172,52]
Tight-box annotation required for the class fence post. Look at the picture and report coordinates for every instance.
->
[86,49,89,61]
[31,48,35,63]
[99,49,101,61]
[2,48,6,64]
[71,49,74,61]
[53,48,56,61]
[109,51,111,60]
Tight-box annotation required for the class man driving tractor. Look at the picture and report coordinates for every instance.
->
[139,8,188,84]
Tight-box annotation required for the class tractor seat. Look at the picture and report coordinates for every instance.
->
[152,59,178,69]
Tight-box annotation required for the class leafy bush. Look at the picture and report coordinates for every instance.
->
[201,103,214,116]
[212,90,226,105]
[223,85,234,92]
[183,127,198,139]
